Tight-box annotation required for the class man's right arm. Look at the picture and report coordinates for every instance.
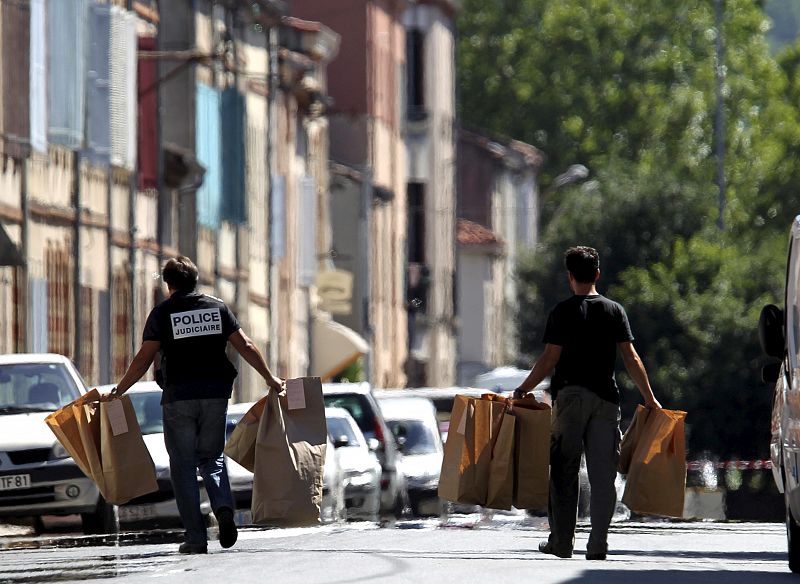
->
[228,329,284,391]
[513,343,562,399]
[618,341,661,408]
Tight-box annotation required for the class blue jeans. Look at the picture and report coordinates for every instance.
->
[163,398,234,545]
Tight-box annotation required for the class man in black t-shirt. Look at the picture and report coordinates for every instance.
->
[108,256,284,554]
[514,246,660,560]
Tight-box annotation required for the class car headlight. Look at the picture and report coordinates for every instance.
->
[50,442,70,460]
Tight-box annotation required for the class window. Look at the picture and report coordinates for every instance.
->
[327,415,361,447]
[407,183,425,264]
[406,28,425,120]
[0,362,81,411]
[129,391,164,435]
[386,419,439,455]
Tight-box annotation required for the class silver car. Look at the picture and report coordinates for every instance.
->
[326,406,381,521]
[0,354,111,534]
[375,394,444,517]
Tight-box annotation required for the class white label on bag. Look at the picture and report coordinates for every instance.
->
[455,404,468,435]
[286,379,306,410]
[106,400,129,436]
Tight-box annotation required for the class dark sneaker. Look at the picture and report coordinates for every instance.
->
[586,552,607,560]
[178,542,208,555]
[216,506,238,549]
[538,540,572,559]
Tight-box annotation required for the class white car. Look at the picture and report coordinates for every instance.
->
[375,395,444,517]
[225,400,346,524]
[97,382,211,527]
[326,406,381,521]
[0,354,111,534]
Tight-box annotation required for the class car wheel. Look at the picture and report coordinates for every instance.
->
[788,503,800,573]
[81,497,119,535]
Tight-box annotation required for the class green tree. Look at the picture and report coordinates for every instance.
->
[460,0,800,457]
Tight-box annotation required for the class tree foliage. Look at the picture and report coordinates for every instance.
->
[460,0,800,457]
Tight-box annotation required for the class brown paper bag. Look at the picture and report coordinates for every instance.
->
[511,398,551,510]
[251,377,327,526]
[618,405,650,474]
[485,408,515,510]
[224,396,268,473]
[46,392,158,504]
[97,397,159,504]
[438,395,506,505]
[45,389,101,479]
[621,406,687,518]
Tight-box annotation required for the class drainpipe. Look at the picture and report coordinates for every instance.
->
[266,23,279,372]
[73,151,82,367]
[20,159,29,353]
[360,167,373,386]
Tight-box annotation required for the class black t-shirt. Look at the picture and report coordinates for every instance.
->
[542,294,634,404]
[142,291,241,403]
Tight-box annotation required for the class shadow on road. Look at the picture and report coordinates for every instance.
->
[560,570,794,583]
[609,549,786,562]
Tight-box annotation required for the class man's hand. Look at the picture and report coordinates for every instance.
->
[644,396,662,409]
[513,387,527,400]
[268,376,285,393]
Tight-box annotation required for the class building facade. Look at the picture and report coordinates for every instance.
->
[456,130,543,384]
[293,0,410,388]
[0,1,348,401]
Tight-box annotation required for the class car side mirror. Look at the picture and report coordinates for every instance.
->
[333,435,350,448]
[367,438,380,452]
[762,362,781,384]
[759,304,785,358]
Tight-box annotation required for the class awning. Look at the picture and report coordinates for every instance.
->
[0,224,24,267]
[312,316,369,381]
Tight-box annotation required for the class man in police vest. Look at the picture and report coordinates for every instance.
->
[109,256,284,554]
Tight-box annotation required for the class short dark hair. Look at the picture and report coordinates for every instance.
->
[162,256,198,292]
[564,246,600,283]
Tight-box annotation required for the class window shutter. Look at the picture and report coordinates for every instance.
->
[85,1,111,165]
[298,175,317,287]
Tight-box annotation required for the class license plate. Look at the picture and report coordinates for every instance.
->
[0,474,31,491]
[119,504,157,522]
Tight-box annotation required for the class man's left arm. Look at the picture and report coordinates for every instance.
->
[513,343,562,399]
[109,340,161,398]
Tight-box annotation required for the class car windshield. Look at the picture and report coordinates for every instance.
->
[327,415,361,447]
[324,394,375,438]
[386,419,440,455]
[128,392,163,435]
[0,362,81,413]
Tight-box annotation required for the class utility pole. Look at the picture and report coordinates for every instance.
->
[714,0,726,231]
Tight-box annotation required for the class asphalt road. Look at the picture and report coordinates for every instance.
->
[0,515,793,583]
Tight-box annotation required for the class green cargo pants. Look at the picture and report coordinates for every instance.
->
[546,385,621,556]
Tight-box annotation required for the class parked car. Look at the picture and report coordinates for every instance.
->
[375,394,444,517]
[326,406,381,521]
[225,400,346,524]
[473,367,551,405]
[0,353,113,534]
[97,382,211,528]
[759,214,800,573]
[323,382,408,516]
[386,387,497,442]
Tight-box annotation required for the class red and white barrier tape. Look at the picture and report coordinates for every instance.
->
[686,460,773,471]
